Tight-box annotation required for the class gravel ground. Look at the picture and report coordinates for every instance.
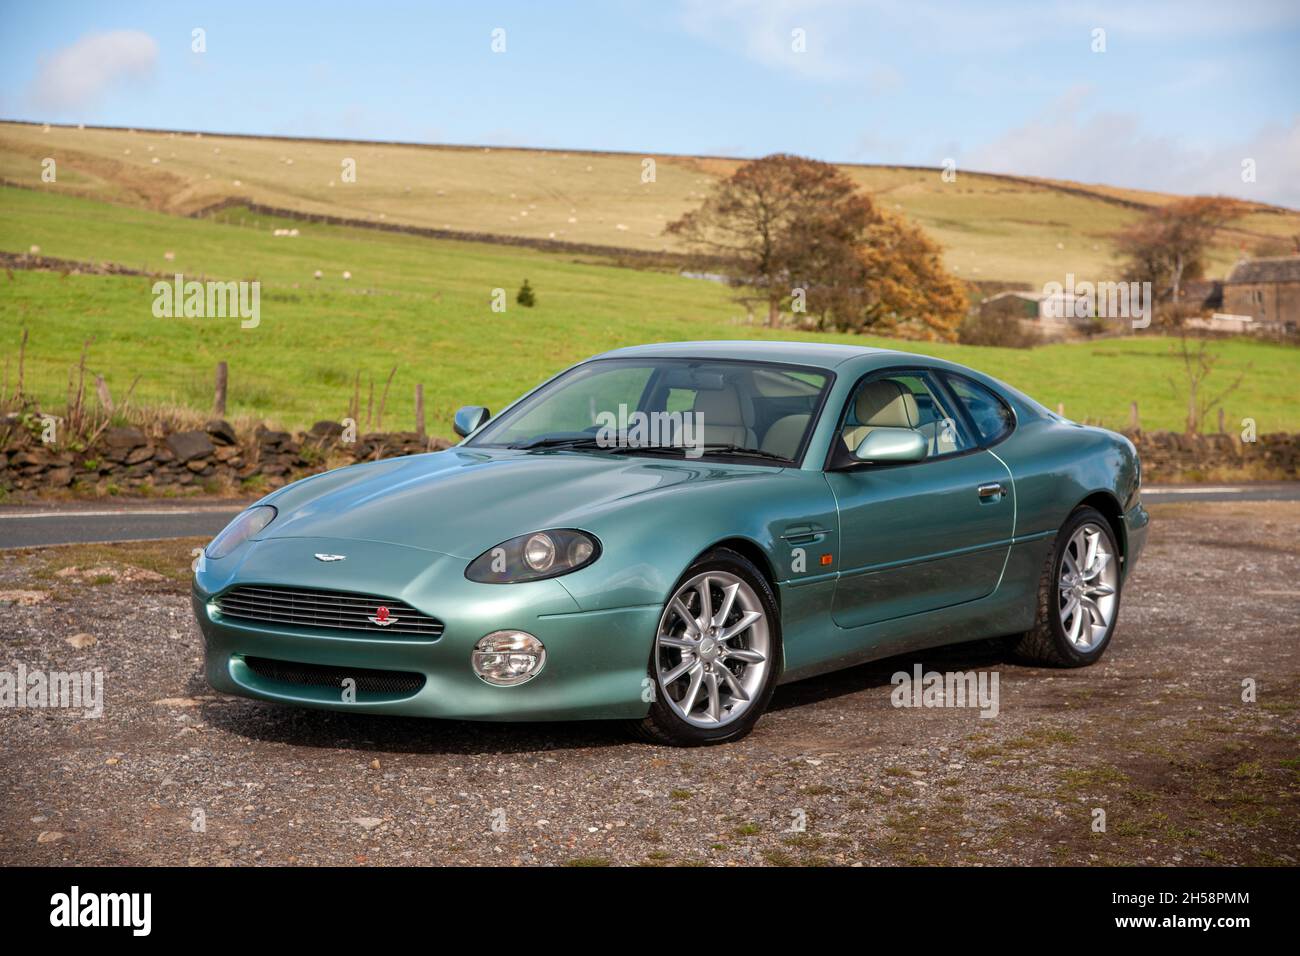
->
[1,501,1297,867]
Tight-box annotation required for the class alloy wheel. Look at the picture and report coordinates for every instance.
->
[655,571,771,728]
[1057,522,1119,651]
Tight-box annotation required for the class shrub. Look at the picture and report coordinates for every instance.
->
[958,309,1039,348]
[516,279,536,308]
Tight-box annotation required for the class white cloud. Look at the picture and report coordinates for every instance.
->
[30,30,158,112]
[677,0,899,83]
[967,90,1300,209]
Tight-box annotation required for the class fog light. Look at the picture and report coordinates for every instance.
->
[472,631,546,686]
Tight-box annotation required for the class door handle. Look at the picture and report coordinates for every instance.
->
[977,482,1006,500]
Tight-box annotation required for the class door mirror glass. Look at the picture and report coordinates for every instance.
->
[453,405,491,438]
[853,427,927,463]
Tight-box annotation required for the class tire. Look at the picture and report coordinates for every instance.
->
[1010,506,1123,667]
[631,548,782,746]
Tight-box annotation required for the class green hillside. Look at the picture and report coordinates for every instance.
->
[3,121,1297,289]
[2,185,1295,435]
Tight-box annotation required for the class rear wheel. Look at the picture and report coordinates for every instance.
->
[632,548,781,746]
[1011,506,1122,667]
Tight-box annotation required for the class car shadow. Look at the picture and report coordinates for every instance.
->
[769,638,1014,713]
[190,680,631,757]
[191,638,1020,755]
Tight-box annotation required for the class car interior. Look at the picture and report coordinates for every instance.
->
[838,374,968,459]
[653,365,827,461]
[640,366,973,464]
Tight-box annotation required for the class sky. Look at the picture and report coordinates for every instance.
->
[2,0,1298,206]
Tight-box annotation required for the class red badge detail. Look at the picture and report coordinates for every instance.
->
[368,605,397,627]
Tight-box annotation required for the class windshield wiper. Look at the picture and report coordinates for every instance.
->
[616,442,789,463]
[506,437,788,464]
[507,436,612,450]
[697,443,790,463]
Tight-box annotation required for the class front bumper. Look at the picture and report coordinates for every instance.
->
[1122,499,1150,579]
[192,536,658,721]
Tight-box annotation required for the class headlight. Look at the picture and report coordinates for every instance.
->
[205,505,277,559]
[471,631,546,685]
[465,529,601,583]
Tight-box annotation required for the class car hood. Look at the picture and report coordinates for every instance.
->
[259,446,780,558]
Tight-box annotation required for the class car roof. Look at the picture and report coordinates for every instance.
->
[589,341,1049,417]
[594,340,901,370]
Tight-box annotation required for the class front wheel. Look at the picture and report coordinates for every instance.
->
[631,548,781,746]
[1010,506,1123,667]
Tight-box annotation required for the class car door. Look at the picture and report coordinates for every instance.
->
[826,368,1014,629]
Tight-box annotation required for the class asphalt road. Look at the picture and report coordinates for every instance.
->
[1,483,1298,549]
[0,502,243,549]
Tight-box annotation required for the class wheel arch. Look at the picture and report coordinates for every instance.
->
[691,536,781,609]
[1073,490,1127,562]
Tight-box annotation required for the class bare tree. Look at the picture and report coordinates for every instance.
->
[1114,196,1244,307]
[1168,333,1248,434]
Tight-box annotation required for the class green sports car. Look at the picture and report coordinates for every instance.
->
[193,341,1148,745]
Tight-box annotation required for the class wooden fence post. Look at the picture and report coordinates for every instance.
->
[415,383,426,438]
[214,361,228,418]
[95,374,114,413]
[1129,401,1139,431]
[376,367,397,431]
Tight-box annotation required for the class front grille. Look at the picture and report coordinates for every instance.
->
[243,656,425,696]
[215,585,443,637]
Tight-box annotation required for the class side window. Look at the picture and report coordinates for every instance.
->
[840,370,973,459]
[944,375,1015,445]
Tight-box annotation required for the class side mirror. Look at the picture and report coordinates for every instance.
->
[453,405,491,438]
[854,427,927,463]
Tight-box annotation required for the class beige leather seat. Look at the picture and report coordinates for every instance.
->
[920,419,960,456]
[841,379,920,453]
[760,414,809,460]
[693,385,756,447]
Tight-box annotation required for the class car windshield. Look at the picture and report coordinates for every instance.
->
[468,358,832,465]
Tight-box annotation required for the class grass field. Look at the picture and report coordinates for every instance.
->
[3,121,1297,288]
[2,184,1297,436]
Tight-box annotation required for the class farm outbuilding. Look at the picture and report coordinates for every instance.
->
[1220,256,1300,333]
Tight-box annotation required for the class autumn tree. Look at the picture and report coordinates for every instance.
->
[666,153,965,340]
[839,208,967,341]
[1113,196,1244,304]
[666,154,868,326]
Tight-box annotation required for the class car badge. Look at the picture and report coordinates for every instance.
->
[369,606,397,627]
[314,553,347,562]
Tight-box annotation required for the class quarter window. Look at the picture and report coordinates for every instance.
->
[944,375,1015,445]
